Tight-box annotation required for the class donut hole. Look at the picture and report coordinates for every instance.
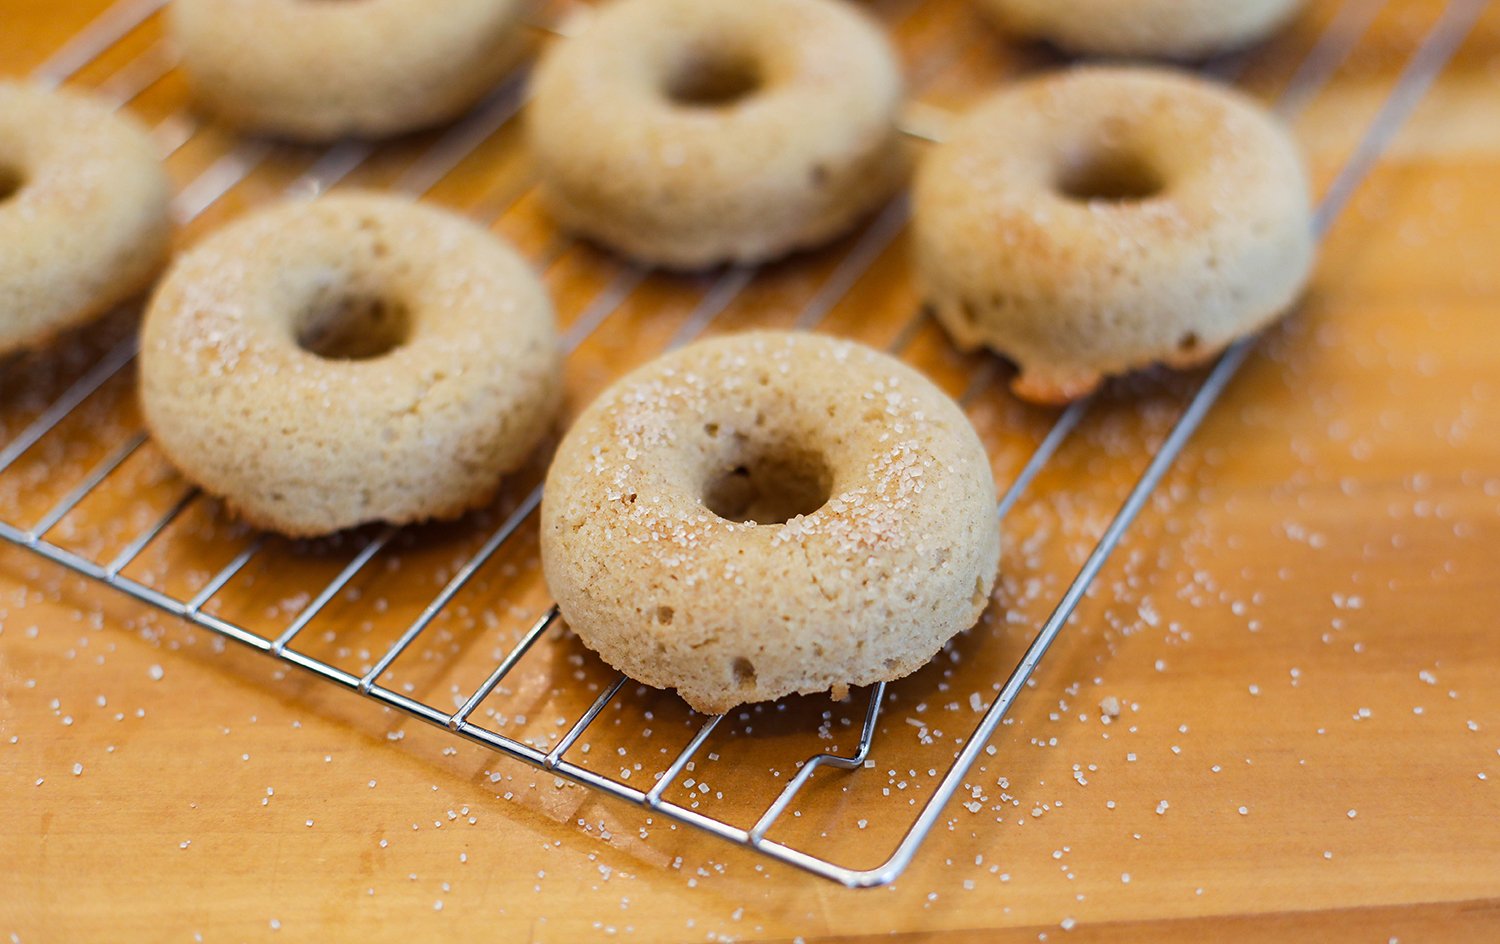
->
[0,164,23,204]
[702,441,831,525]
[1056,147,1164,203]
[295,289,411,361]
[664,48,763,108]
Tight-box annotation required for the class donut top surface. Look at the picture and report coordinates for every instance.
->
[977,0,1307,59]
[541,331,1002,711]
[169,0,526,140]
[0,81,172,354]
[549,332,983,565]
[529,0,903,211]
[143,191,554,392]
[171,0,524,55]
[920,66,1306,251]
[1,82,136,214]
[0,81,167,254]
[171,0,525,82]
[140,190,559,458]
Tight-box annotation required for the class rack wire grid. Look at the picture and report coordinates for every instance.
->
[0,0,1485,888]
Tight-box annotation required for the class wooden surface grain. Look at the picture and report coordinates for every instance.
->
[2,0,1499,941]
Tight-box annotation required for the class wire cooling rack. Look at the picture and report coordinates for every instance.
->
[0,0,1485,887]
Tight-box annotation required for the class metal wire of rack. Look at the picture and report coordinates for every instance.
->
[0,0,1485,888]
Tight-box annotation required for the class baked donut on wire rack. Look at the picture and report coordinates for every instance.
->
[914,66,1314,404]
[527,0,907,269]
[0,82,172,358]
[974,0,1307,59]
[140,192,560,538]
[169,0,528,142]
[540,331,1001,715]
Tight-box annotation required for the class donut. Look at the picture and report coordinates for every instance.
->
[540,331,1000,714]
[140,192,560,538]
[914,66,1314,404]
[975,0,1306,59]
[0,82,171,358]
[528,0,907,269]
[168,0,527,142]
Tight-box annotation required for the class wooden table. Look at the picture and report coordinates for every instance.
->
[2,0,1498,940]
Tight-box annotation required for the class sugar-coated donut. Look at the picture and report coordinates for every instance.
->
[975,0,1306,59]
[0,83,171,358]
[528,0,906,269]
[915,67,1314,404]
[141,193,560,538]
[169,0,526,142]
[541,331,1000,714]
